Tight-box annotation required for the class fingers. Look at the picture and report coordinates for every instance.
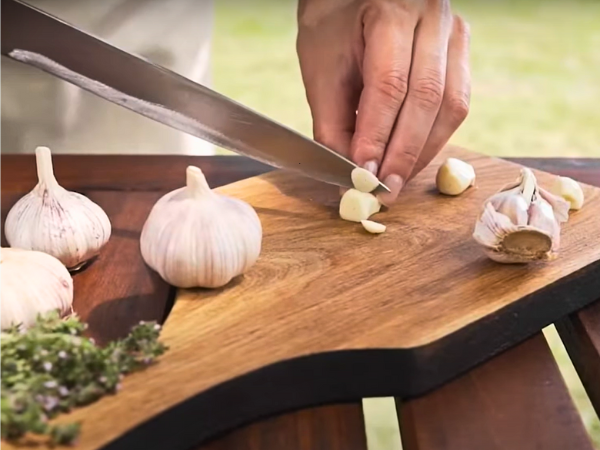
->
[349,6,418,172]
[408,14,471,181]
[297,27,361,157]
[308,82,358,157]
[377,5,453,205]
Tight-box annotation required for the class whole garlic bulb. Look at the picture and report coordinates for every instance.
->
[4,146,111,270]
[472,168,570,264]
[140,166,262,288]
[1,247,74,330]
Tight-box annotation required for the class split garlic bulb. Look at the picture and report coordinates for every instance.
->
[140,166,262,288]
[473,168,570,264]
[1,247,74,330]
[4,146,111,270]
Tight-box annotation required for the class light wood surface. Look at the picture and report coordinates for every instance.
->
[3,147,600,450]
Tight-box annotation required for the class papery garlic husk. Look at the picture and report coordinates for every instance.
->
[1,247,74,330]
[140,166,262,288]
[473,168,570,263]
[4,146,112,270]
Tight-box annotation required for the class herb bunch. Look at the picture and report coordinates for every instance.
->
[1,311,168,445]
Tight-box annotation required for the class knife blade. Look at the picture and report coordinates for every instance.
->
[1,0,390,193]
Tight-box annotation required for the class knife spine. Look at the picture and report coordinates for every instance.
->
[7,49,284,168]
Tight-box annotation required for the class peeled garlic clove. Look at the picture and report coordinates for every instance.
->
[436,157,476,196]
[472,168,568,264]
[361,220,386,234]
[4,146,111,270]
[339,189,381,222]
[1,247,74,330]
[351,167,379,193]
[549,176,584,210]
[140,166,262,289]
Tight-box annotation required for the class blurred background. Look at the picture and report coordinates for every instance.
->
[2,0,599,447]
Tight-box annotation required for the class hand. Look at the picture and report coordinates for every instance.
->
[297,0,471,205]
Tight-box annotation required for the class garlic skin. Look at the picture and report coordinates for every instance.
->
[351,167,379,193]
[4,146,111,270]
[436,158,476,196]
[550,176,585,210]
[361,220,386,234]
[339,189,381,222]
[1,247,73,330]
[140,166,262,289]
[473,168,570,264]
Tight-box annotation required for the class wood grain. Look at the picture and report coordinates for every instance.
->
[199,403,368,450]
[13,146,595,450]
[397,333,595,450]
[0,154,272,193]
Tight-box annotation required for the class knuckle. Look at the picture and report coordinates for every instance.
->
[446,91,470,124]
[401,144,422,166]
[353,133,388,155]
[375,69,409,103]
[411,71,445,111]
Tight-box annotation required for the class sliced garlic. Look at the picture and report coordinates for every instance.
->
[1,247,73,330]
[436,157,476,196]
[361,220,386,234]
[140,166,262,289]
[351,167,379,193]
[4,146,111,270]
[472,168,570,264]
[339,189,381,222]
[550,176,584,210]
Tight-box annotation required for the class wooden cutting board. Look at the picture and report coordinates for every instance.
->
[5,146,600,450]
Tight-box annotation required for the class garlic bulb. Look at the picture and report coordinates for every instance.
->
[550,176,585,210]
[1,247,74,330]
[4,146,111,270]
[436,157,476,196]
[473,168,570,263]
[140,166,262,288]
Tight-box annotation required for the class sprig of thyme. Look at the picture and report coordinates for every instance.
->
[1,311,168,445]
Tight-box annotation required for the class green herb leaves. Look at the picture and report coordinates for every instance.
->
[1,311,167,445]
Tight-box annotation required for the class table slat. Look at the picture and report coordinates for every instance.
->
[197,403,368,450]
[397,334,594,450]
[556,302,600,417]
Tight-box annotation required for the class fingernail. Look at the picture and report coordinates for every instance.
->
[363,160,378,175]
[377,174,403,206]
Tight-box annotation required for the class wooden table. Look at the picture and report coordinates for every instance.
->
[1,155,599,450]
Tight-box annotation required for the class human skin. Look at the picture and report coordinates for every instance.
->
[297,0,471,205]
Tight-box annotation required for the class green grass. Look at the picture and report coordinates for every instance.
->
[212,0,600,447]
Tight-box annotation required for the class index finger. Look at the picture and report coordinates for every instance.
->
[350,7,417,173]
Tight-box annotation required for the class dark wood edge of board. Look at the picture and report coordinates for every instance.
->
[97,259,600,450]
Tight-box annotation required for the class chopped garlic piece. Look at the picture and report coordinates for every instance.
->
[361,220,386,234]
[339,189,381,222]
[351,167,379,193]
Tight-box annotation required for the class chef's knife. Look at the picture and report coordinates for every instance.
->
[1,0,390,193]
